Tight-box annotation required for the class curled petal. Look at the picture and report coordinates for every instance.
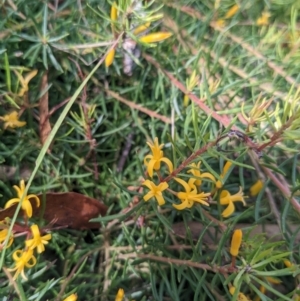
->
[174,177,191,192]
[25,255,36,268]
[160,157,174,173]
[219,190,231,205]
[199,172,216,183]
[144,154,153,166]
[28,194,40,207]
[221,201,235,218]
[142,179,154,190]
[12,250,23,261]
[146,159,158,178]
[5,198,20,208]
[173,199,191,210]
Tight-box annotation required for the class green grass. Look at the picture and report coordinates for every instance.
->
[0,0,300,300]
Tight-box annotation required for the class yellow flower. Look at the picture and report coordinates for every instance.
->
[139,32,172,44]
[0,228,14,249]
[173,177,210,210]
[187,162,216,186]
[63,294,78,301]
[115,288,125,301]
[14,69,38,97]
[25,224,52,253]
[8,249,36,280]
[105,48,116,67]
[143,180,169,206]
[5,180,40,218]
[229,286,251,301]
[216,161,232,189]
[219,187,245,218]
[224,4,239,19]
[256,11,270,26]
[0,111,26,129]
[249,180,263,197]
[144,137,173,178]
[230,229,242,257]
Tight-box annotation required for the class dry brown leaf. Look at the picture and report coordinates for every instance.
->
[0,192,107,229]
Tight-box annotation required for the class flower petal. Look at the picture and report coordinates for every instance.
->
[4,198,20,208]
[175,177,191,192]
[160,157,174,173]
[200,172,216,183]
[22,199,33,217]
[28,194,40,207]
[222,201,235,218]
[146,159,157,178]
[219,190,231,205]
[144,154,153,166]
[143,191,154,202]
[173,199,190,210]
[155,193,165,206]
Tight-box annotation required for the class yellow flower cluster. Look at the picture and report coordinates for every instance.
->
[105,3,172,68]
[143,138,211,212]
[7,223,51,280]
[142,137,257,217]
[1,69,37,130]
[1,180,52,281]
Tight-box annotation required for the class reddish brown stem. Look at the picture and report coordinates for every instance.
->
[258,116,294,151]
[162,140,218,183]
